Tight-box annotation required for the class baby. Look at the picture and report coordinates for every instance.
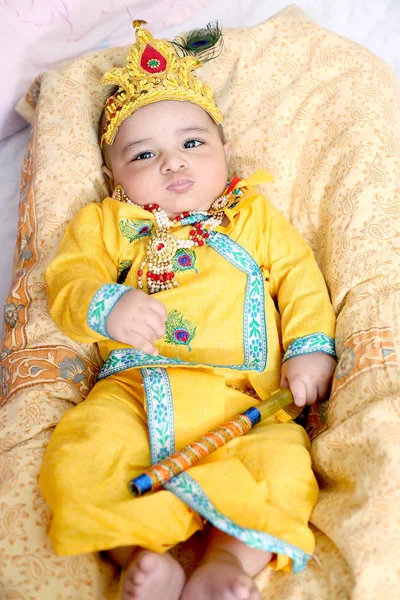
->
[40,21,336,600]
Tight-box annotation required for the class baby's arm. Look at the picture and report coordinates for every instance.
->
[46,202,166,349]
[264,202,336,406]
[46,203,121,343]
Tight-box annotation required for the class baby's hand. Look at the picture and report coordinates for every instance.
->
[106,289,167,356]
[280,352,336,407]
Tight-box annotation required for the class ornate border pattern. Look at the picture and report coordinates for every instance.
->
[282,333,336,363]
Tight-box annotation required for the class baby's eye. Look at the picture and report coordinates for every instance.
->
[183,139,203,149]
[133,151,154,161]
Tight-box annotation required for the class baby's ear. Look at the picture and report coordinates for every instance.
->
[224,141,232,163]
[102,165,114,193]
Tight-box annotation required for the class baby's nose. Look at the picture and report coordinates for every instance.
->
[161,151,188,172]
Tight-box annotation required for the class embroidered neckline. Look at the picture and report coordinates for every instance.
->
[111,180,244,294]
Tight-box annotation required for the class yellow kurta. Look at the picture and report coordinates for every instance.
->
[40,172,335,572]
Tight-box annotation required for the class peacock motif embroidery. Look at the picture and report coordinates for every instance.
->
[164,309,197,352]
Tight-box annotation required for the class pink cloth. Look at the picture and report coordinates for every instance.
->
[0,0,210,140]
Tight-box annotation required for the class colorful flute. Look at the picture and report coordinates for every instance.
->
[129,388,293,497]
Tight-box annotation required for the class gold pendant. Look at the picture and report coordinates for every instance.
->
[147,231,178,262]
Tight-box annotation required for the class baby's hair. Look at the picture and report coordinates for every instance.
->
[216,122,225,143]
[99,108,112,169]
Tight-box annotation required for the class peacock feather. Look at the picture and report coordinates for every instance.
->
[172,21,223,63]
[119,219,154,243]
[164,309,197,352]
[172,248,198,274]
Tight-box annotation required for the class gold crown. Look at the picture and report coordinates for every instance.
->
[100,20,223,147]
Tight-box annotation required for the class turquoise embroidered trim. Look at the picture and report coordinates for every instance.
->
[208,232,267,371]
[282,333,336,364]
[166,475,309,573]
[143,366,311,574]
[98,348,191,376]
[141,368,174,462]
[87,283,134,338]
[98,232,267,379]
[99,347,267,380]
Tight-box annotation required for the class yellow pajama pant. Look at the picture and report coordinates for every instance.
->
[39,367,318,571]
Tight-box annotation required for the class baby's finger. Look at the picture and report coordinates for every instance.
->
[124,331,158,356]
[305,385,318,406]
[280,373,288,389]
[288,378,307,407]
[316,379,331,402]
[147,297,168,321]
[145,310,167,339]
[131,320,162,343]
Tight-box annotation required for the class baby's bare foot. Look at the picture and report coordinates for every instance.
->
[122,550,186,600]
[181,551,261,600]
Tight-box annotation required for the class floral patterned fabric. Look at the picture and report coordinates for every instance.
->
[1,5,400,598]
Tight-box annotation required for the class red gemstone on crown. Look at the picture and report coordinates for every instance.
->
[157,243,165,251]
[140,44,167,73]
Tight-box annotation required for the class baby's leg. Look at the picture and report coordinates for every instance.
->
[181,528,272,600]
[108,546,186,600]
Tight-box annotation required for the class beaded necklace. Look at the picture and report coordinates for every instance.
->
[112,184,237,294]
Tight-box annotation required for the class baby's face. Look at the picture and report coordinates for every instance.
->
[103,100,230,218]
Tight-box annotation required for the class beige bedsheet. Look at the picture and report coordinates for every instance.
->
[1,6,399,598]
